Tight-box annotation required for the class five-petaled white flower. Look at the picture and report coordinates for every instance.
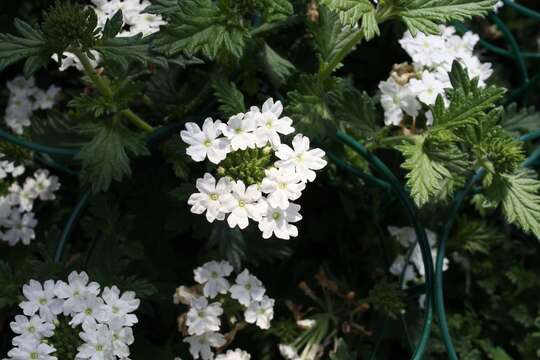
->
[226,181,266,229]
[188,173,234,223]
[229,269,266,307]
[215,349,252,360]
[275,134,327,182]
[194,261,234,299]
[248,98,295,148]
[244,295,275,330]
[186,297,224,336]
[220,113,258,151]
[183,332,226,360]
[260,168,305,210]
[19,280,63,321]
[258,202,302,240]
[181,118,231,164]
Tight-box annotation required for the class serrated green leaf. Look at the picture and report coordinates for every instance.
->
[212,77,246,117]
[154,0,248,60]
[145,0,181,15]
[333,87,379,137]
[0,18,49,76]
[95,34,167,69]
[397,136,452,207]
[261,0,294,22]
[311,6,362,75]
[261,42,295,87]
[396,0,498,36]
[431,62,506,131]
[76,122,150,193]
[320,0,380,40]
[486,170,540,240]
[101,10,124,39]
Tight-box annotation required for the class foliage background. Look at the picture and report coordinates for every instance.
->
[0,0,540,359]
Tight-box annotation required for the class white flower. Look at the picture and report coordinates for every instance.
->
[226,181,266,229]
[181,118,230,164]
[229,269,266,307]
[193,260,234,299]
[215,349,251,360]
[248,98,294,148]
[33,85,61,110]
[244,295,274,330]
[399,31,447,68]
[7,339,56,360]
[108,317,135,358]
[183,332,226,360]
[26,169,60,201]
[188,173,234,223]
[98,286,140,326]
[77,322,115,360]
[408,71,446,106]
[10,315,54,341]
[55,271,101,315]
[220,113,258,151]
[379,78,421,126]
[70,295,104,327]
[278,344,298,359]
[8,182,36,212]
[5,97,33,134]
[275,134,327,182]
[2,210,37,246]
[258,202,302,240]
[6,76,37,98]
[260,168,305,210]
[0,156,25,179]
[186,297,223,336]
[19,280,63,321]
[296,319,316,329]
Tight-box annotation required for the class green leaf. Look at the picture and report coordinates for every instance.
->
[500,103,540,136]
[395,0,498,36]
[333,87,379,137]
[320,0,380,40]
[101,10,124,39]
[0,18,49,76]
[76,121,150,193]
[486,170,540,240]
[431,62,506,131]
[260,0,294,22]
[212,77,246,117]
[95,34,167,69]
[260,42,295,87]
[154,0,248,60]
[311,6,362,75]
[397,135,453,207]
[145,0,181,15]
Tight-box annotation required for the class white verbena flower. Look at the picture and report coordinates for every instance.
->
[188,173,234,223]
[215,349,251,360]
[220,113,258,151]
[77,322,115,360]
[258,202,302,240]
[19,280,63,321]
[183,332,226,360]
[229,269,266,307]
[379,78,421,126]
[181,118,230,164]
[226,180,266,229]
[275,134,327,182]
[248,98,295,148]
[7,339,56,360]
[10,315,54,342]
[244,295,274,330]
[55,271,101,316]
[260,168,305,210]
[98,286,140,327]
[186,297,223,336]
[2,211,37,246]
[193,260,234,299]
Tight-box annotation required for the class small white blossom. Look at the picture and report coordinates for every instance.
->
[77,322,115,360]
[2,211,37,246]
[226,181,265,229]
[181,119,230,164]
[55,271,101,315]
[193,260,234,299]
[70,295,104,327]
[183,332,226,360]
[186,297,223,336]
[33,85,61,110]
[188,173,234,223]
[215,349,251,360]
[275,134,327,182]
[7,340,56,360]
[98,286,140,326]
[229,269,266,307]
[10,315,54,341]
[258,202,302,240]
[244,295,274,330]
[220,113,258,151]
[260,168,305,210]
[19,280,63,321]
[248,98,294,148]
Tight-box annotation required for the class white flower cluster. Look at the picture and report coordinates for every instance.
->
[175,260,273,360]
[388,226,449,307]
[379,25,493,126]
[0,156,60,247]
[53,0,166,71]
[4,76,61,134]
[5,271,140,360]
[180,98,327,240]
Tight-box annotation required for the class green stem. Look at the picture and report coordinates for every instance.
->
[73,50,156,133]
[121,109,155,133]
[73,50,114,98]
